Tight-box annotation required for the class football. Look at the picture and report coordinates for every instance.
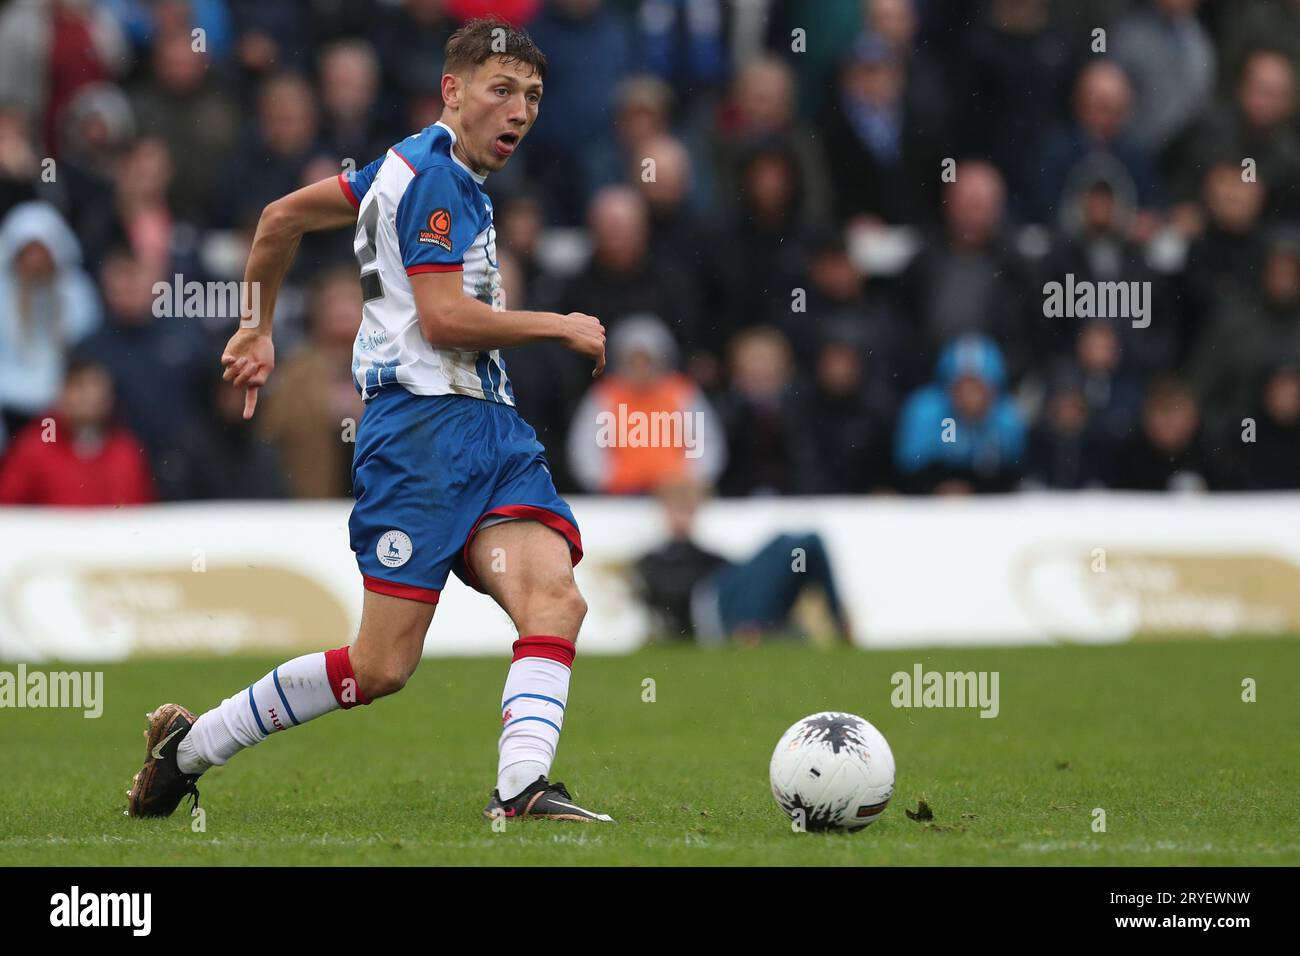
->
[769,712,896,832]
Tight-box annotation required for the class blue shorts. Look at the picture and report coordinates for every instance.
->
[348,387,582,605]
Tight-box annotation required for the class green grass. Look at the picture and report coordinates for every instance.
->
[1,639,1297,866]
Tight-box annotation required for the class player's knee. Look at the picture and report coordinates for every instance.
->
[558,583,588,641]
[567,588,588,632]
[527,578,586,641]
[359,657,416,700]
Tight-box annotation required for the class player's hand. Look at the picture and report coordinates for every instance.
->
[561,312,605,377]
[220,328,275,419]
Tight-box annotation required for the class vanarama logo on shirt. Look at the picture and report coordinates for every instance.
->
[419,208,453,251]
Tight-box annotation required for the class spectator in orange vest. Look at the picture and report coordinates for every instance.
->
[567,314,724,494]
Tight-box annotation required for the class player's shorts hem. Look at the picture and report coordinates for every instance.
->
[362,574,441,605]
[460,504,584,594]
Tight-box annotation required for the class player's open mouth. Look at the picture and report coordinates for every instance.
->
[494,132,520,157]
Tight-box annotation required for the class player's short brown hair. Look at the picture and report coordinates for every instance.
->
[444,17,547,81]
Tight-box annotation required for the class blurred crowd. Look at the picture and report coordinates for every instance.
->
[2,0,1300,506]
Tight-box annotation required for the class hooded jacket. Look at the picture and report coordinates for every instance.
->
[0,202,101,415]
[894,334,1026,487]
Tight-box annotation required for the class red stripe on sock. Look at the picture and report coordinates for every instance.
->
[511,635,576,669]
[324,646,370,708]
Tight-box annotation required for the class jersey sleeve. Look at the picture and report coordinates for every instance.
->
[394,166,480,275]
[337,153,385,209]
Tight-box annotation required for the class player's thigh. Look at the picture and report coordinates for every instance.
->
[467,520,587,641]
[350,589,436,698]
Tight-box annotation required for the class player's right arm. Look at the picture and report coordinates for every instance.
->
[222,175,359,419]
[411,272,606,376]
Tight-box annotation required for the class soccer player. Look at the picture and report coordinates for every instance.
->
[126,18,613,823]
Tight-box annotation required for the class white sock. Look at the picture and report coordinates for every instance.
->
[496,636,574,800]
[178,648,367,774]
[497,760,548,801]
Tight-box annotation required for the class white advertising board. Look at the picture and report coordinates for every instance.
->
[1,493,1298,660]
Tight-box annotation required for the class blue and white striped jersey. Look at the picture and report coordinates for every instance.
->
[339,121,514,405]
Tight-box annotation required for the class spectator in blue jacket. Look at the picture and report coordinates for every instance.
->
[894,334,1027,494]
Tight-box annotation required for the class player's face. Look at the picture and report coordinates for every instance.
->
[458,58,542,173]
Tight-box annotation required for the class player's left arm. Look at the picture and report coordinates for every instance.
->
[399,169,605,374]
[222,176,358,419]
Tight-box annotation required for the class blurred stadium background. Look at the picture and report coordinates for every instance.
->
[2,0,1300,657]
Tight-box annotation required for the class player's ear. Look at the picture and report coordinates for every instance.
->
[441,72,462,110]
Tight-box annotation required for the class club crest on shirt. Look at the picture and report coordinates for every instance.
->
[419,208,453,251]
[377,530,413,568]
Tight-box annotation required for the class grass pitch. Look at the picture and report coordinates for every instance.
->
[1,638,1297,866]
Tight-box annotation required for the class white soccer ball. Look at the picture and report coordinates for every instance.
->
[769,711,895,832]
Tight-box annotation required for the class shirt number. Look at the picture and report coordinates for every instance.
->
[356,200,384,302]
